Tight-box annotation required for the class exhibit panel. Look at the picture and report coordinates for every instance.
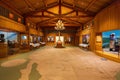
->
[0,30,19,57]
[100,30,120,57]
[20,34,29,49]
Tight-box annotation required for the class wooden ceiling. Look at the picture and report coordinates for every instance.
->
[0,0,116,28]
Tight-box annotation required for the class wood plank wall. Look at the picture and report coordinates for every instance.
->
[83,0,120,52]
[94,0,120,32]
[79,28,90,43]
[44,32,76,46]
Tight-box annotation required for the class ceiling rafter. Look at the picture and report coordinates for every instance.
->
[0,0,22,15]
[62,1,95,16]
[58,0,62,18]
[45,10,59,16]
[73,0,78,7]
[38,23,81,27]
[66,18,83,25]
[27,10,77,18]
[85,0,98,11]
[28,15,92,18]
[62,18,80,25]
[24,0,35,11]
[23,2,58,16]
[37,18,82,26]
[36,18,56,25]
[76,11,78,16]
[41,0,47,7]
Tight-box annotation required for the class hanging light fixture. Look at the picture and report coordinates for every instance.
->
[55,20,65,30]
[54,20,65,47]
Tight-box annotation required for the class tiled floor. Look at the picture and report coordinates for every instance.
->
[0,46,120,80]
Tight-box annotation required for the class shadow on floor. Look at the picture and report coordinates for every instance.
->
[29,63,41,80]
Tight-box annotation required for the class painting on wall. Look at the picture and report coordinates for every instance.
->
[82,34,89,44]
[102,30,120,55]
[47,36,54,42]
[0,31,18,43]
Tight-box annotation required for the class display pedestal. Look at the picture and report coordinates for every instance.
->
[55,40,64,48]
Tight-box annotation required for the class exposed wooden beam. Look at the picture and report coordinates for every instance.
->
[27,10,81,18]
[45,10,58,16]
[0,0,22,15]
[42,11,44,16]
[85,0,97,11]
[38,23,81,27]
[36,18,57,25]
[76,11,78,16]
[24,0,35,11]
[62,10,75,16]
[23,2,58,16]
[58,0,62,18]
[28,15,93,18]
[62,1,95,16]
[73,0,78,7]
[64,18,83,25]
[41,0,47,7]
[62,19,80,25]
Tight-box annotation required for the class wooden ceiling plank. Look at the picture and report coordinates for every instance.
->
[85,0,98,11]
[36,18,56,25]
[24,0,35,11]
[23,2,58,16]
[0,0,22,15]
[62,1,95,16]
[45,10,59,16]
[41,0,47,7]
[67,18,83,24]
[73,0,78,7]
[62,18,82,25]
[62,10,75,15]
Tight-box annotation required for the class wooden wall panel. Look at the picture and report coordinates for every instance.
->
[0,16,26,32]
[38,31,44,36]
[88,0,120,53]
[29,28,38,35]
[94,0,120,32]
[89,27,96,51]
[44,32,76,46]
[79,29,90,44]
[79,27,96,51]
